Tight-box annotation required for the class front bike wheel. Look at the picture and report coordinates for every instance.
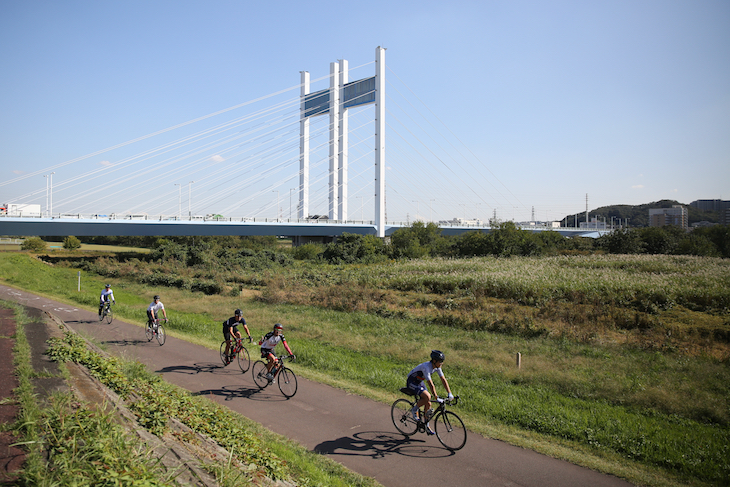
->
[237,347,251,373]
[252,361,269,389]
[434,411,467,451]
[391,398,418,436]
[156,325,166,346]
[277,367,297,398]
[145,324,153,342]
[105,307,113,324]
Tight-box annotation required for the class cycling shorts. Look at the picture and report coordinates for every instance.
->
[406,374,427,397]
[261,348,275,359]
[223,325,239,341]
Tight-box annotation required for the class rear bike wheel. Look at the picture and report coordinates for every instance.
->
[391,398,418,436]
[252,361,269,389]
[277,367,297,398]
[237,346,251,373]
[145,323,154,342]
[433,410,467,451]
[105,307,113,324]
[219,341,230,365]
[156,324,166,346]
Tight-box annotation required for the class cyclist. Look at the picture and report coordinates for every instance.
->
[406,350,454,434]
[259,323,295,380]
[146,295,168,329]
[223,308,252,364]
[98,284,115,316]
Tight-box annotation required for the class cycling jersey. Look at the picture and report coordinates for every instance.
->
[100,288,115,304]
[260,330,286,350]
[222,316,246,341]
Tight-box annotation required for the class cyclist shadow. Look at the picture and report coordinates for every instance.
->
[193,385,284,402]
[156,363,230,375]
[314,431,455,459]
[103,339,148,347]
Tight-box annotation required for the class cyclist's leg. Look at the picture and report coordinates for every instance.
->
[99,302,103,315]
[265,351,277,374]
[223,329,232,356]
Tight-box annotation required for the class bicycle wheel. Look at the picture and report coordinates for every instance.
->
[277,367,297,398]
[434,411,467,451]
[145,324,154,342]
[237,346,251,373]
[219,341,229,365]
[105,307,113,324]
[156,324,166,346]
[391,398,418,436]
[252,361,269,389]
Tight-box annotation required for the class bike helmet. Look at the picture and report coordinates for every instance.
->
[105,284,111,288]
[234,308,242,316]
[430,350,445,362]
[274,323,283,330]
[153,295,160,300]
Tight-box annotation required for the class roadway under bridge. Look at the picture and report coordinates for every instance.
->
[0,216,608,242]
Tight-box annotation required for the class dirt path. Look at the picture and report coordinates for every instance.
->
[0,285,635,487]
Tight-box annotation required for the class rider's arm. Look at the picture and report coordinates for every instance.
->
[283,339,293,356]
[427,378,438,399]
[243,323,251,339]
[440,375,453,397]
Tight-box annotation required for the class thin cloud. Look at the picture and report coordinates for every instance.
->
[99,160,112,167]
[631,185,644,189]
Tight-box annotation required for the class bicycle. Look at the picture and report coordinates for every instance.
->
[99,301,113,324]
[391,388,467,451]
[220,337,251,372]
[252,355,297,398]
[145,318,166,346]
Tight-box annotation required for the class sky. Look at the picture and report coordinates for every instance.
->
[1,0,728,224]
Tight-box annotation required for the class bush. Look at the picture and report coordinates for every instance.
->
[292,242,324,261]
[20,237,47,251]
[63,236,82,250]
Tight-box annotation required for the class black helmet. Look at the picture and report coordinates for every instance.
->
[153,295,160,300]
[430,350,445,362]
[274,323,283,330]
[234,308,242,316]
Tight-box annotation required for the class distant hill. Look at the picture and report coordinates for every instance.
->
[562,200,720,228]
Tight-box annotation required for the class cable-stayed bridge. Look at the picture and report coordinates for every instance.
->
[0,47,607,240]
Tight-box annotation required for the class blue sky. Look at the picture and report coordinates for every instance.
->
[1,0,728,223]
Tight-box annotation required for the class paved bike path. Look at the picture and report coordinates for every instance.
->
[0,285,634,487]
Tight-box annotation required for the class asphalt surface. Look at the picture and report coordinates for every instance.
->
[0,284,635,487]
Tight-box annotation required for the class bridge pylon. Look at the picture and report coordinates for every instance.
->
[300,46,386,238]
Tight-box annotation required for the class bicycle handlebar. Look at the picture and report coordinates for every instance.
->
[436,395,460,406]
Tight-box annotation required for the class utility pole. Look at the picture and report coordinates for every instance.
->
[188,181,195,219]
[174,184,181,219]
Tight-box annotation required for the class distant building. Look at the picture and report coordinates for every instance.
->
[649,205,688,229]
[722,209,730,226]
[689,200,730,212]
[579,217,606,230]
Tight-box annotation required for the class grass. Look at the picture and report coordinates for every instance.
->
[4,300,178,486]
[1,252,729,486]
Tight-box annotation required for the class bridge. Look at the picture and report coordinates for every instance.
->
[1,47,603,241]
[0,214,608,241]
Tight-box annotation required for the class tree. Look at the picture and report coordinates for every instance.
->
[20,237,47,252]
[599,228,644,254]
[63,236,82,250]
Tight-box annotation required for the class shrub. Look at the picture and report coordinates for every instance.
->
[20,237,47,251]
[63,235,81,250]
